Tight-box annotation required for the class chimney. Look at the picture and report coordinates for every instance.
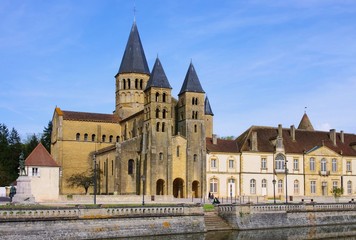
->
[278,124,283,138]
[290,125,295,141]
[212,134,217,145]
[330,129,336,146]
[251,131,258,151]
[340,130,344,144]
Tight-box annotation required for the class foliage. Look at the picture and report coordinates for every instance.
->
[67,168,102,194]
[41,121,52,152]
[203,204,215,211]
[220,136,236,140]
[331,187,344,198]
[23,134,40,159]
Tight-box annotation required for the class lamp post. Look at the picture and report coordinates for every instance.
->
[285,160,288,204]
[141,175,146,205]
[272,179,276,204]
[93,154,97,205]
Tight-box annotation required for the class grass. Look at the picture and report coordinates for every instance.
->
[203,204,215,211]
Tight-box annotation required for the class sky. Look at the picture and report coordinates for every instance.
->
[1,0,356,140]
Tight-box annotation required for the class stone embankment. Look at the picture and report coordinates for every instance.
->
[0,204,205,240]
[218,202,356,230]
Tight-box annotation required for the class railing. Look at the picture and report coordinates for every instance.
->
[319,170,330,176]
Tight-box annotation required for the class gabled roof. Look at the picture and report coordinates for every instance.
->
[61,110,120,123]
[178,62,205,95]
[298,113,314,131]
[237,126,356,156]
[206,138,239,153]
[145,57,172,90]
[118,21,150,75]
[25,143,59,167]
[204,97,214,116]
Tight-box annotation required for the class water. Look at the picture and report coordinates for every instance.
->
[108,224,356,240]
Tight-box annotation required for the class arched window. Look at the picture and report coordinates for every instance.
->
[194,154,197,162]
[163,93,167,102]
[192,111,195,119]
[261,179,267,188]
[76,133,80,141]
[91,134,96,142]
[278,180,283,193]
[294,180,299,194]
[195,98,198,105]
[140,79,143,89]
[155,92,160,102]
[123,79,126,89]
[116,136,120,142]
[135,79,138,89]
[156,122,160,132]
[156,108,160,118]
[177,146,180,157]
[209,178,218,193]
[250,179,256,194]
[159,152,163,160]
[194,124,197,133]
[84,133,88,142]
[348,181,352,194]
[128,79,131,89]
[109,135,113,143]
[102,135,106,142]
[162,122,165,132]
[275,154,285,170]
[128,159,134,174]
[310,157,315,171]
[195,111,198,119]
[192,97,195,105]
[162,109,167,119]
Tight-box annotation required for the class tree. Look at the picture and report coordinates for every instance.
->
[23,133,40,159]
[221,136,236,140]
[41,121,52,152]
[66,169,102,194]
[331,187,344,198]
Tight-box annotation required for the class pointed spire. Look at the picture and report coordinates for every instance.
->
[118,22,150,75]
[145,57,172,90]
[178,62,205,95]
[298,113,314,131]
[204,96,214,116]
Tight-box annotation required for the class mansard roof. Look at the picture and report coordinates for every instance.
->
[237,126,356,156]
[204,97,214,116]
[206,137,239,153]
[298,113,314,131]
[118,21,150,75]
[25,143,59,167]
[61,110,120,123]
[145,58,172,90]
[178,62,205,95]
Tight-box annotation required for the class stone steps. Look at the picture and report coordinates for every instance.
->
[204,211,232,231]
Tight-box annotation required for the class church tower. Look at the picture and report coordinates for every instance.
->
[204,96,214,138]
[143,58,173,195]
[115,21,150,119]
[177,63,206,198]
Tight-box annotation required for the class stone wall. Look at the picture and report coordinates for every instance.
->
[218,203,356,230]
[0,204,205,239]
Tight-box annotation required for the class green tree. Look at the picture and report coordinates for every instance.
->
[66,169,102,194]
[221,136,236,140]
[41,121,52,152]
[23,133,40,159]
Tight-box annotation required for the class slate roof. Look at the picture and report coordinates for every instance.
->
[204,97,214,116]
[118,21,150,75]
[178,63,205,95]
[298,113,314,131]
[61,110,120,123]
[25,143,60,167]
[237,126,356,156]
[206,138,239,153]
[145,58,172,90]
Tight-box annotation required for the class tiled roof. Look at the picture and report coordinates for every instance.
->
[25,143,59,167]
[204,97,214,116]
[206,137,239,153]
[62,110,120,123]
[145,57,172,90]
[238,126,356,156]
[118,21,150,75]
[179,62,205,95]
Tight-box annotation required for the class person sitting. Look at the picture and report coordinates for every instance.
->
[213,197,220,204]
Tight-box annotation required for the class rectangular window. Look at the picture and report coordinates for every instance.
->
[310,181,316,194]
[332,159,337,172]
[210,180,218,193]
[177,146,180,157]
[333,181,338,190]
[261,158,267,170]
[278,180,283,194]
[310,158,315,171]
[229,159,234,169]
[347,161,352,172]
[293,159,299,171]
[32,167,39,176]
[211,159,217,168]
[112,160,114,176]
[294,181,299,194]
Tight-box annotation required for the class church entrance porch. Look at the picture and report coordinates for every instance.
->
[173,178,184,198]
[192,181,200,198]
[156,179,165,195]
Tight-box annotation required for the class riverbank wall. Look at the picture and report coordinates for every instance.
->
[0,204,205,239]
[218,202,356,230]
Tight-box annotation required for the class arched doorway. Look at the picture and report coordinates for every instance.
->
[173,178,184,198]
[156,179,165,195]
[192,181,200,198]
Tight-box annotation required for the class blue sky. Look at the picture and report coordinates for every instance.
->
[1,0,356,139]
